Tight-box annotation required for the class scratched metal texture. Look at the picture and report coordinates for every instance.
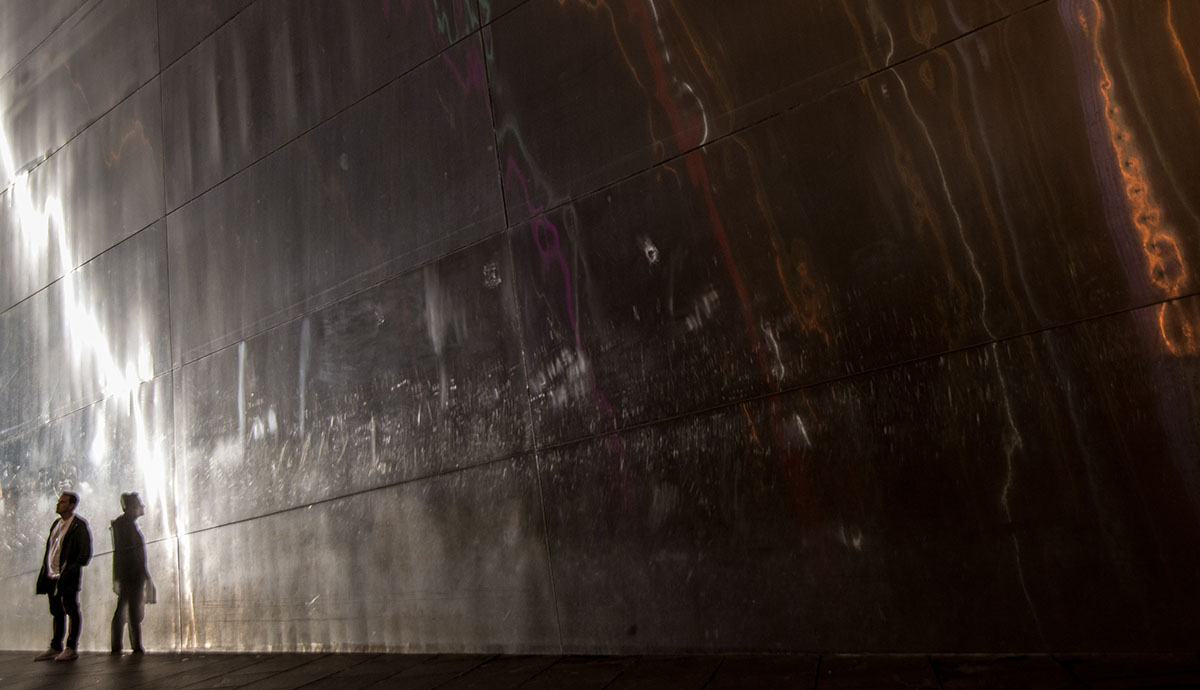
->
[177,455,559,653]
[540,294,1200,652]
[0,374,175,572]
[0,0,1198,655]
[0,373,179,651]
[173,235,529,531]
[0,223,170,438]
[166,35,503,365]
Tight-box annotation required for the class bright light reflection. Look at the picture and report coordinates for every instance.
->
[2,107,168,542]
[89,415,108,465]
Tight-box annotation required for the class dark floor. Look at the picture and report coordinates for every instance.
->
[1,650,1199,690]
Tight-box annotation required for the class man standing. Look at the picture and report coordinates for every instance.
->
[33,492,92,662]
[110,492,150,654]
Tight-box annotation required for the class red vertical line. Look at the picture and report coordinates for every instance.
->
[623,0,772,383]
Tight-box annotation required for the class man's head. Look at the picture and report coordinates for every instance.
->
[120,492,144,517]
[56,492,79,518]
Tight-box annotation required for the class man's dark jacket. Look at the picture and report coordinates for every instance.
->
[35,516,92,595]
[110,513,148,586]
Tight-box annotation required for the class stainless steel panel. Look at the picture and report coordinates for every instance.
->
[0,374,175,581]
[178,456,558,652]
[2,0,1199,656]
[485,0,1039,222]
[0,224,170,437]
[0,80,164,312]
[161,0,480,209]
[0,374,177,651]
[0,0,157,183]
[510,0,1200,446]
[0,0,87,76]
[174,235,529,531]
[167,35,504,365]
[540,294,1200,652]
[156,0,254,68]
[0,537,180,652]
[480,0,524,23]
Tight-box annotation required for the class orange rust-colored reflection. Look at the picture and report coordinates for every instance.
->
[741,402,763,449]
[1159,301,1200,356]
[727,137,829,342]
[1167,0,1200,115]
[63,61,92,112]
[908,2,939,49]
[1079,2,1186,298]
[104,120,151,167]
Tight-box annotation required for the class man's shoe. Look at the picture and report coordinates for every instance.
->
[54,648,77,662]
[33,649,58,661]
[132,647,145,655]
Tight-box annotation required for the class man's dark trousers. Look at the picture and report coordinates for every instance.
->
[47,586,82,651]
[111,582,144,652]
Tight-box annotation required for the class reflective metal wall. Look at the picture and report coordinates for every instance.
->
[1,0,1199,653]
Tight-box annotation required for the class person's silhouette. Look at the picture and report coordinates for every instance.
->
[110,492,151,655]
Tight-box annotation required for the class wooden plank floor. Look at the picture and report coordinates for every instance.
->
[1,650,1198,689]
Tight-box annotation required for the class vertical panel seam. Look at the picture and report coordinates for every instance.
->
[151,0,185,653]
[479,14,564,652]
[480,28,511,233]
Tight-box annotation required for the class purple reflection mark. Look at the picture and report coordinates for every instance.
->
[504,159,575,348]
[442,41,487,96]
[506,155,632,498]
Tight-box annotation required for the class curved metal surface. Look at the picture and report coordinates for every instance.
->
[0,0,1198,654]
[173,234,528,532]
[541,294,1200,651]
